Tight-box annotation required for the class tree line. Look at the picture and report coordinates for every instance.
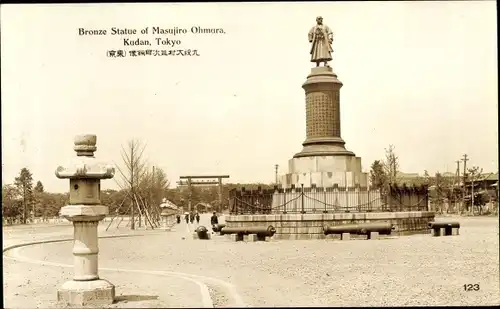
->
[2,167,64,224]
[2,165,274,225]
[4,141,495,224]
[2,138,274,225]
[369,145,496,215]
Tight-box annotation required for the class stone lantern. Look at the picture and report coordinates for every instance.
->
[159,198,175,231]
[55,134,115,306]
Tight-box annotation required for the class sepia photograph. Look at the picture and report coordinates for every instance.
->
[1,1,498,308]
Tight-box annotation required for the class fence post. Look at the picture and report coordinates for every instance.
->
[251,189,255,214]
[257,186,262,214]
[301,184,305,214]
[424,185,430,211]
[283,187,287,214]
[311,184,316,212]
[367,187,372,212]
[241,187,246,215]
[333,184,339,212]
[272,185,279,214]
[356,184,361,212]
[401,184,406,212]
[323,187,327,213]
[387,186,392,212]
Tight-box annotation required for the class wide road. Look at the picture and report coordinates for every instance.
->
[3,214,500,308]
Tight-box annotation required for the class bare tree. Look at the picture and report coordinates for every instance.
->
[113,139,154,230]
[135,165,170,223]
[383,145,400,185]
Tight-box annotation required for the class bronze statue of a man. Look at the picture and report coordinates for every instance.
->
[308,16,334,67]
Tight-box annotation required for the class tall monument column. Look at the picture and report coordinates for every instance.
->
[294,67,354,158]
[280,16,368,189]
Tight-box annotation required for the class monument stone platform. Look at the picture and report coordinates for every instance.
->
[226,16,435,240]
[280,155,368,188]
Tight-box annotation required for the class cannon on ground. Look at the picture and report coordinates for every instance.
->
[193,225,211,240]
[323,223,395,240]
[220,225,276,241]
[212,223,226,233]
[428,221,460,237]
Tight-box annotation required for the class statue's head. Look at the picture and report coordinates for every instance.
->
[316,16,323,24]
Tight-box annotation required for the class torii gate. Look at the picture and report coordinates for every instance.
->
[178,175,230,213]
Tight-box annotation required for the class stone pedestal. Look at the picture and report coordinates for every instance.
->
[161,212,171,231]
[229,234,243,242]
[369,231,380,240]
[280,155,368,188]
[58,278,115,306]
[243,234,258,242]
[281,66,367,188]
[55,134,115,306]
[159,198,178,231]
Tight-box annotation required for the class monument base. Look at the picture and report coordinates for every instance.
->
[57,279,115,306]
[280,155,368,188]
[225,212,435,240]
[294,137,355,158]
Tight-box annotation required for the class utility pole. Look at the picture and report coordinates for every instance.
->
[454,160,461,212]
[470,167,483,215]
[461,154,469,213]
[471,171,475,213]
[275,164,279,185]
[462,154,469,180]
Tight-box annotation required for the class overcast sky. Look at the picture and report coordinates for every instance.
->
[1,1,497,193]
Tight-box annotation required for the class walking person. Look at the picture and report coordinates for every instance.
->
[176,214,181,224]
[195,212,200,224]
[184,212,189,224]
[189,212,195,224]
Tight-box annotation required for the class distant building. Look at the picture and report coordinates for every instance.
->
[396,172,420,178]
[464,172,498,203]
[441,172,456,178]
[194,202,213,212]
[395,172,424,185]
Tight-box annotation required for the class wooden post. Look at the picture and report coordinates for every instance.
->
[301,184,305,214]
[218,177,223,213]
